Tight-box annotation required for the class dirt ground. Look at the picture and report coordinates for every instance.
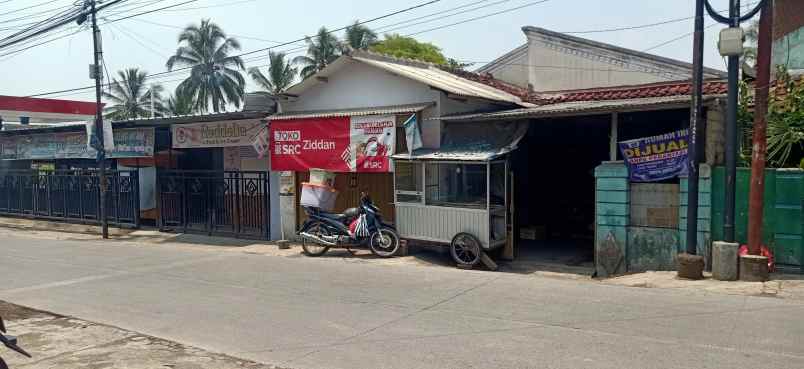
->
[0,301,288,369]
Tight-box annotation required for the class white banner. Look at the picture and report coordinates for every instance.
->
[172,119,265,148]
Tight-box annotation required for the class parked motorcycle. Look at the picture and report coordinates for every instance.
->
[298,193,400,257]
[0,316,31,369]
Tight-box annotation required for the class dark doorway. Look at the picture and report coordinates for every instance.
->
[512,115,611,268]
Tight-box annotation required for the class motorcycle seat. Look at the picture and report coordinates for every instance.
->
[317,207,359,222]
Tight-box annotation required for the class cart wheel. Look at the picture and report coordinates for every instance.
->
[450,232,481,267]
[301,221,331,257]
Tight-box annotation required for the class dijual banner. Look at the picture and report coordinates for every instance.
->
[270,115,395,172]
[618,129,689,182]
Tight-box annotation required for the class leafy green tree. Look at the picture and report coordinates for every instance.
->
[166,89,196,116]
[343,21,377,50]
[166,19,245,112]
[248,51,297,94]
[103,68,163,120]
[293,27,340,79]
[739,66,804,167]
[445,58,475,71]
[370,34,447,65]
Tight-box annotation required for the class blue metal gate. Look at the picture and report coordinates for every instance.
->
[157,170,271,239]
[0,169,140,227]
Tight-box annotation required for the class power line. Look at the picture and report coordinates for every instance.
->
[131,18,284,44]
[104,0,201,23]
[160,0,259,12]
[643,22,719,52]
[376,0,514,35]
[405,0,550,37]
[26,0,443,97]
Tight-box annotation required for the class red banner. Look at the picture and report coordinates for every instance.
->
[270,115,396,172]
[270,117,351,172]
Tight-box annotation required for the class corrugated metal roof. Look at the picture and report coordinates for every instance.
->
[438,95,725,122]
[270,102,434,120]
[352,55,526,105]
[392,122,527,161]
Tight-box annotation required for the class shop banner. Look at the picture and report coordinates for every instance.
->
[172,119,265,148]
[270,115,395,172]
[618,129,689,182]
[0,127,154,160]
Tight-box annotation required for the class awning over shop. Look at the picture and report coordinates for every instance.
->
[269,102,433,121]
[436,95,724,122]
[393,121,528,161]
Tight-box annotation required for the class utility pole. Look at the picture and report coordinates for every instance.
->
[90,0,109,239]
[747,0,773,255]
[150,84,155,118]
[686,0,706,256]
[723,0,740,242]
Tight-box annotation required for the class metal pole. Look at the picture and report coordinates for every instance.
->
[747,0,773,255]
[686,0,706,255]
[724,0,740,242]
[150,84,155,118]
[90,0,108,239]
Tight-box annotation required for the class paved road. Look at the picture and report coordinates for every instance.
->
[2,235,804,369]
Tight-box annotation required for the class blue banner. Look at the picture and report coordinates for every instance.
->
[619,129,689,182]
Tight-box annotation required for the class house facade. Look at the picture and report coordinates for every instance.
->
[477,26,725,92]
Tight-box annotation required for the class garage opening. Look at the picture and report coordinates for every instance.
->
[512,115,610,269]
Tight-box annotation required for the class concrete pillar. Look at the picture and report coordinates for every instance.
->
[712,241,739,281]
[739,254,770,282]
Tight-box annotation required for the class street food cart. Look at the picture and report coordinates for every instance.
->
[391,122,526,267]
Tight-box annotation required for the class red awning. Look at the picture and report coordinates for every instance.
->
[0,95,99,123]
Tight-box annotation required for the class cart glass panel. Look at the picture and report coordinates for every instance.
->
[425,163,487,209]
[394,161,423,203]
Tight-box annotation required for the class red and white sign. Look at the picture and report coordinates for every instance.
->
[270,115,395,172]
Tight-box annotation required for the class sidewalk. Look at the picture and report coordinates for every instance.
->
[1,301,286,369]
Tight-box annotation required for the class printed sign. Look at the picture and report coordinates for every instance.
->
[350,115,395,172]
[618,129,689,182]
[172,119,265,148]
[0,127,154,160]
[269,115,396,172]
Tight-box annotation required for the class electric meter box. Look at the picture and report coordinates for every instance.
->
[719,27,745,57]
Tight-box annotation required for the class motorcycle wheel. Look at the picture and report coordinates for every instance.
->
[301,221,331,257]
[369,228,400,258]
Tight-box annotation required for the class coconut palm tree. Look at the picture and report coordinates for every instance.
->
[293,27,340,79]
[166,19,245,113]
[342,21,377,51]
[248,51,297,94]
[166,89,196,116]
[103,68,164,120]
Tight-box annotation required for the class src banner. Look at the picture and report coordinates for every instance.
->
[618,129,689,182]
[270,115,396,172]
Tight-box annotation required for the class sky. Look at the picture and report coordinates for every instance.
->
[0,0,755,103]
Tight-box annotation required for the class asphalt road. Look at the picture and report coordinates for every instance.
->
[2,235,804,369]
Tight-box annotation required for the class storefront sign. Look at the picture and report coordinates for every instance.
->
[270,115,395,172]
[619,129,689,182]
[0,127,154,160]
[171,119,264,148]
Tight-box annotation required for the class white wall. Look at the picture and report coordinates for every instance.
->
[283,62,439,112]
[526,38,672,91]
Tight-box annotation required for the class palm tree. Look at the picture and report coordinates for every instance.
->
[166,19,245,113]
[103,68,163,120]
[166,89,196,116]
[248,51,297,94]
[293,27,340,79]
[342,21,377,51]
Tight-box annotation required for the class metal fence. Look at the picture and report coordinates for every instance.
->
[157,170,271,239]
[0,169,140,227]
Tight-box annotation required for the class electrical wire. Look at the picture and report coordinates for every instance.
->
[405,0,549,37]
[25,0,443,97]
[159,0,258,12]
[643,22,719,52]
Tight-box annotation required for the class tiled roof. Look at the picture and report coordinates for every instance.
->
[441,68,533,102]
[530,80,728,105]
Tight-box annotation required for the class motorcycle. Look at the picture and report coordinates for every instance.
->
[298,193,400,257]
[0,316,31,369]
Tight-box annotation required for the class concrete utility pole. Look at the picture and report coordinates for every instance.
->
[747,0,773,255]
[678,0,707,279]
[90,0,109,239]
